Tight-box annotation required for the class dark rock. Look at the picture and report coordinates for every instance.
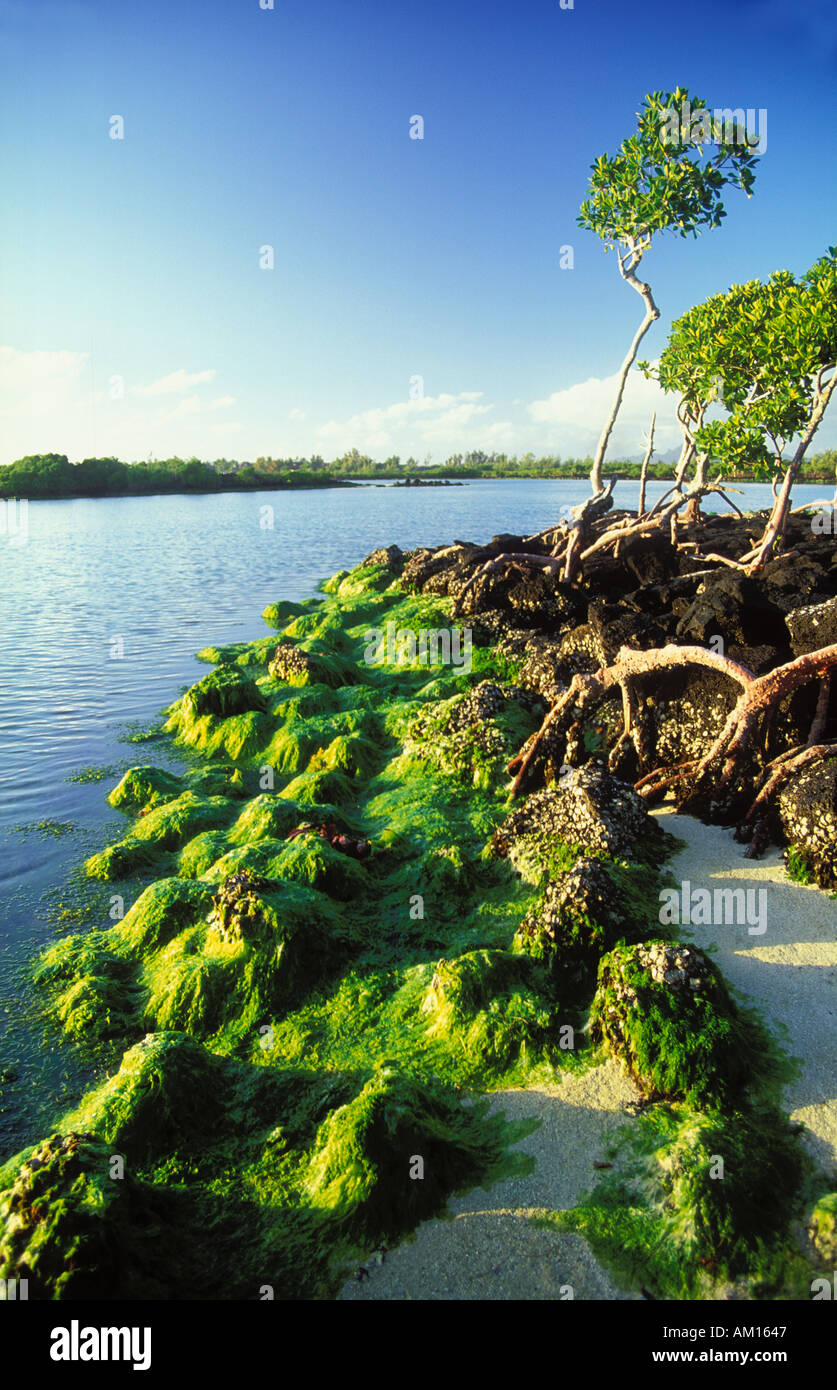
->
[777,758,837,888]
[785,595,837,656]
[493,764,667,870]
[514,856,643,980]
[588,600,668,664]
[675,572,786,649]
[361,545,404,571]
[762,554,828,615]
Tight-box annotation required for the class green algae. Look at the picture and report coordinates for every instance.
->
[0,1131,162,1300]
[13,820,78,839]
[304,1064,530,1243]
[66,764,121,784]
[16,551,804,1300]
[262,597,322,629]
[0,1034,531,1298]
[108,765,185,810]
[538,1101,809,1298]
[808,1191,837,1264]
[589,940,791,1109]
[785,844,818,885]
[85,792,238,880]
[420,950,563,1072]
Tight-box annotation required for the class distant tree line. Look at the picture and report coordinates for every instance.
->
[0,454,354,499]
[1,448,834,500]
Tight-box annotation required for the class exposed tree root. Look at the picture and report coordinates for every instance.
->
[508,642,837,817]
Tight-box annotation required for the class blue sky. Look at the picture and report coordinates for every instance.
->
[1,0,836,466]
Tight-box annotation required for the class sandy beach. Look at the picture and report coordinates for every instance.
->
[341,802,837,1300]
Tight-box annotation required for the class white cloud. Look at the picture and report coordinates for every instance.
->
[167,394,202,419]
[209,395,236,411]
[211,421,243,435]
[316,391,496,453]
[527,366,681,454]
[0,346,89,412]
[289,407,306,421]
[131,368,216,397]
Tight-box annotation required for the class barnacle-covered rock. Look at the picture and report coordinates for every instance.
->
[514,855,643,980]
[268,641,322,686]
[361,544,404,572]
[403,681,539,789]
[207,869,273,943]
[777,758,837,889]
[493,764,665,877]
[589,941,760,1106]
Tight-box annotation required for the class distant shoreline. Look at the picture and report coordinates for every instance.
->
[3,471,836,502]
[2,451,835,501]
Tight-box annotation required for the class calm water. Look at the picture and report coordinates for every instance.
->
[0,477,826,1152]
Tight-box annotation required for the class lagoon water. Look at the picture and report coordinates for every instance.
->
[0,477,828,1150]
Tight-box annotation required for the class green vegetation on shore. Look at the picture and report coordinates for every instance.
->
[1,556,830,1301]
[2,448,835,500]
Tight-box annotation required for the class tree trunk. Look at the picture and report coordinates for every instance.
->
[748,364,837,570]
[637,412,655,519]
[589,254,661,495]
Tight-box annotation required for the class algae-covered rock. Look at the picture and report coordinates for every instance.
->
[305,1066,508,1240]
[514,856,646,982]
[185,664,267,718]
[121,877,215,949]
[589,942,764,1107]
[36,879,214,1042]
[39,871,338,1042]
[108,765,184,811]
[164,667,272,759]
[34,928,137,1044]
[141,876,336,1033]
[227,792,310,844]
[596,1103,805,1283]
[86,792,237,880]
[178,828,232,878]
[0,1131,151,1299]
[65,1034,227,1163]
[421,949,556,1068]
[402,681,539,790]
[307,732,381,780]
[262,598,314,630]
[270,833,368,899]
[808,1192,837,1265]
[494,765,668,879]
[328,562,396,597]
[279,765,356,806]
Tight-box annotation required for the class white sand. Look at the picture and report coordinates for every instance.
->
[340,806,837,1300]
[653,806,837,1170]
[339,1058,641,1301]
